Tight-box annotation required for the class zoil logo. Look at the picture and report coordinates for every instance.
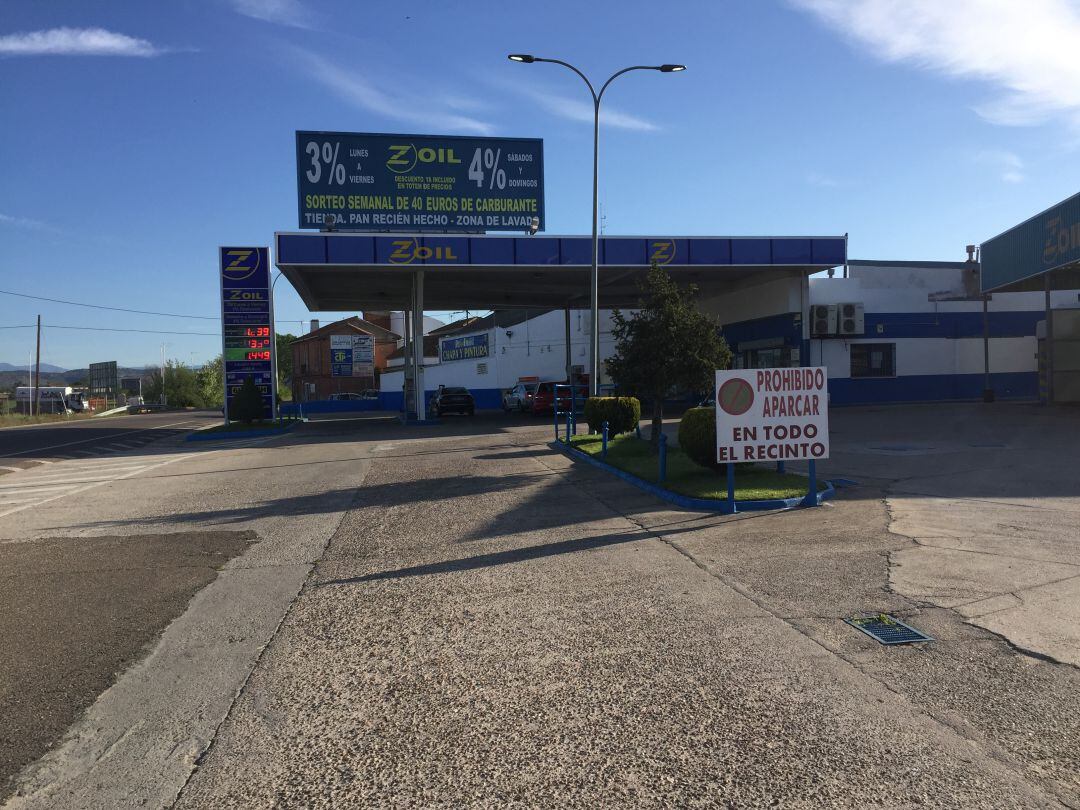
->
[389,239,460,264]
[649,239,676,265]
[386,144,463,174]
[222,248,260,281]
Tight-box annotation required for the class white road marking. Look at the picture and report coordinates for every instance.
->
[0,432,282,519]
[0,419,204,459]
[0,483,81,495]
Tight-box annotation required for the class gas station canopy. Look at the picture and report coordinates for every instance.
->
[276,232,847,311]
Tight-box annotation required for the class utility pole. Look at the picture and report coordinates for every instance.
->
[34,314,41,416]
[160,343,167,406]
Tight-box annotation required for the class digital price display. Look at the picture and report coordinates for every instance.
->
[219,247,276,421]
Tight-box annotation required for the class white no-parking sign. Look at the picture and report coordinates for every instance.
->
[715,367,829,464]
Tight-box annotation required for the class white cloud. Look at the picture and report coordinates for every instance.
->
[791,0,1080,129]
[291,48,495,135]
[230,0,317,30]
[519,87,660,132]
[974,149,1025,183]
[0,213,56,231]
[805,171,840,188]
[0,27,161,57]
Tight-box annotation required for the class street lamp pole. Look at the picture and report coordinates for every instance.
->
[508,55,685,396]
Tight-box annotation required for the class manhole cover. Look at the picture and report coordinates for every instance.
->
[845,614,933,645]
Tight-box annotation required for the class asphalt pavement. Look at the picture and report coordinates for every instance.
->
[0,410,219,468]
[0,530,252,803]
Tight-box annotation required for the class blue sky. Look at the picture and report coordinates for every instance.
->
[2,0,1080,369]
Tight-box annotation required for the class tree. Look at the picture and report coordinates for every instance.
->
[231,375,265,424]
[276,332,296,403]
[144,360,206,408]
[197,355,224,408]
[605,263,732,443]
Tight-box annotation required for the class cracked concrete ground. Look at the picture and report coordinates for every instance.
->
[3,406,1078,807]
[810,402,1080,668]
[176,408,1080,808]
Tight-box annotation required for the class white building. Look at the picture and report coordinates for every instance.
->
[376,259,1079,410]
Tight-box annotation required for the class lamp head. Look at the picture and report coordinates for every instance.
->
[659,64,686,72]
[507,54,536,63]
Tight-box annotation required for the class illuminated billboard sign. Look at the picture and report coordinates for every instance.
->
[296,131,544,233]
[219,247,276,421]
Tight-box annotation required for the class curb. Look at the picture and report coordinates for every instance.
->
[551,441,836,514]
[186,423,299,442]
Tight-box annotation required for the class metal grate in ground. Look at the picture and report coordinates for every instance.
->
[845,614,933,645]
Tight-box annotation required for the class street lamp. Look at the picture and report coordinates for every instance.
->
[508,55,685,396]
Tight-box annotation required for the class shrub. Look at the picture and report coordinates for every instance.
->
[231,375,266,424]
[678,406,718,469]
[584,396,641,436]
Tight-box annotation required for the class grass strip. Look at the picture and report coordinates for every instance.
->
[568,433,823,501]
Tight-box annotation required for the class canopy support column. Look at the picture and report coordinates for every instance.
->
[413,270,426,420]
[1045,274,1054,404]
[564,306,572,384]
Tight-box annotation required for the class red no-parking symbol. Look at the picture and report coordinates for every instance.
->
[717,377,754,415]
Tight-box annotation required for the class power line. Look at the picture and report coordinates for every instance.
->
[0,323,218,336]
[0,288,219,320]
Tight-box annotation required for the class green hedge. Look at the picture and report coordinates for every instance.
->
[584,397,641,435]
[678,406,718,469]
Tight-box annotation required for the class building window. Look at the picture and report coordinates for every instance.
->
[850,343,896,378]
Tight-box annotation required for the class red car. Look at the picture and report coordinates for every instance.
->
[528,382,588,415]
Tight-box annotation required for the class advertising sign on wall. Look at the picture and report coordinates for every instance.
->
[440,333,489,363]
[330,334,375,378]
[296,131,544,232]
[714,367,829,464]
[220,247,276,421]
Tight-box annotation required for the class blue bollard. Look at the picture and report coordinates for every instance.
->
[776,461,786,474]
[658,432,667,484]
[601,421,609,460]
[554,405,560,442]
[566,409,573,443]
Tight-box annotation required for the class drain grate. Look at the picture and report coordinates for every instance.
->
[845,614,933,645]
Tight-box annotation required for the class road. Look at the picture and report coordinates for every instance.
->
[1,409,1078,808]
[0,410,220,469]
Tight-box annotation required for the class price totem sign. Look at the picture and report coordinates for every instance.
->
[220,247,276,422]
[715,367,829,464]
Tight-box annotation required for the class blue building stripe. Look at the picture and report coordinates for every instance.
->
[829,372,1037,405]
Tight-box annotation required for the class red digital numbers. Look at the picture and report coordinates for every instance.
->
[245,351,271,361]
[245,338,271,349]
[244,326,270,337]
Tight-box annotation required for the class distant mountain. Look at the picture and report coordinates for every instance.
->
[0,362,67,373]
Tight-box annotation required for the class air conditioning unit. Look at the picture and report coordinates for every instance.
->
[811,304,837,336]
[838,303,865,335]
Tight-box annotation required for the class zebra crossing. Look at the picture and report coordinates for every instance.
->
[0,456,169,518]
[0,435,276,519]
